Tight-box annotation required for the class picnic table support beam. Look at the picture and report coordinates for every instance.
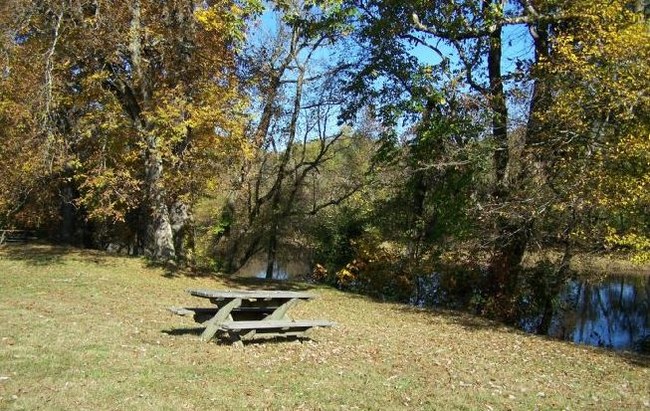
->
[229,332,245,348]
[200,298,242,342]
[264,298,299,321]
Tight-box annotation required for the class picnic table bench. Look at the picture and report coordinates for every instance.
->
[169,289,334,345]
[0,229,37,245]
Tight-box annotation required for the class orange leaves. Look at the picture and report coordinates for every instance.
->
[0,0,253,239]
[335,266,357,288]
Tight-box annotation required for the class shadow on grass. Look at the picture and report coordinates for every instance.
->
[147,261,207,279]
[617,351,650,367]
[397,304,502,331]
[226,335,313,347]
[0,243,125,266]
[395,303,650,368]
[218,276,313,292]
[162,327,204,337]
[159,264,314,292]
[0,243,71,266]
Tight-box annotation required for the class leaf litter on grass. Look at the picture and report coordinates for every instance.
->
[0,244,649,410]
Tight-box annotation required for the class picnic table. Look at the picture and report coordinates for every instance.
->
[169,289,334,345]
[0,229,37,245]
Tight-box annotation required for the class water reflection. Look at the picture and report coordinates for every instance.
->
[413,272,650,352]
[234,256,310,280]
[546,275,650,351]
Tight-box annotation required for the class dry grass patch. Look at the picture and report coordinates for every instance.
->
[1,245,648,410]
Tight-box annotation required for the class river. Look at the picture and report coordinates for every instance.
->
[536,274,649,352]
[234,255,310,280]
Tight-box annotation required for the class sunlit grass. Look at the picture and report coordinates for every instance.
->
[1,245,648,410]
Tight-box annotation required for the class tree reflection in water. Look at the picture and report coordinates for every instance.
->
[547,275,650,351]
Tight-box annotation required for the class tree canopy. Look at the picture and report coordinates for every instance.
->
[1,0,648,322]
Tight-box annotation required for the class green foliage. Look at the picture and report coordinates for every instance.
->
[312,204,367,269]
[1,0,647,309]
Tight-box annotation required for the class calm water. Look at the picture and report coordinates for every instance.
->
[542,275,650,352]
[234,256,310,280]
[414,272,650,352]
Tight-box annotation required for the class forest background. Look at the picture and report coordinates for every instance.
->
[1,0,648,329]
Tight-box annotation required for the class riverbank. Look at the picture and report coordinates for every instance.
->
[571,253,650,276]
[523,250,650,277]
[1,245,648,410]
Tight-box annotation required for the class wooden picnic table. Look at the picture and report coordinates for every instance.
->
[169,289,334,345]
[0,229,37,245]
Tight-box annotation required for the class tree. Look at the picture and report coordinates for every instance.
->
[210,0,368,277]
[338,0,649,317]
[529,0,650,263]
[340,0,538,309]
[0,0,255,263]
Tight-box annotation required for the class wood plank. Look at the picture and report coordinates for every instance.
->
[167,307,197,316]
[263,298,298,320]
[219,319,335,331]
[0,229,37,244]
[168,306,280,324]
[168,307,223,324]
[234,306,280,312]
[168,306,277,315]
[200,298,242,342]
[239,330,309,341]
[188,289,316,300]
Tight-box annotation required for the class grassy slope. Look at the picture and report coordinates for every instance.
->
[0,245,648,410]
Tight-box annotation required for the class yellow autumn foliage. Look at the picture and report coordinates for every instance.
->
[534,0,650,260]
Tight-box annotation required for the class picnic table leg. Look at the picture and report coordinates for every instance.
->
[264,298,299,321]
[228,332,244,348]
[201,298,242,342]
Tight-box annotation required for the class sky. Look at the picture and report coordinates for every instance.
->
[246,2,538,136]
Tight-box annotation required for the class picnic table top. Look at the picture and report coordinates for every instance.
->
[187,289,316,300]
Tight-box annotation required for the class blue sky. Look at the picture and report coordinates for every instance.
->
[247,2,538,134]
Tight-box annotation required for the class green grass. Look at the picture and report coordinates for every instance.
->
[1,245,648,410]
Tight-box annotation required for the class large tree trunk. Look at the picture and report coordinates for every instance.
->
[130,0,174,263]
[143,134,175,262]
[484,0,528,307]
[265,220,279,279]
[59,179,78,244]
[487,221,529,317]
[486,15,509,189]
[526,16,550,147]
[170,199,192,265]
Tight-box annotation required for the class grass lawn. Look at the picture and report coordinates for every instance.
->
[1,245,648,410]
